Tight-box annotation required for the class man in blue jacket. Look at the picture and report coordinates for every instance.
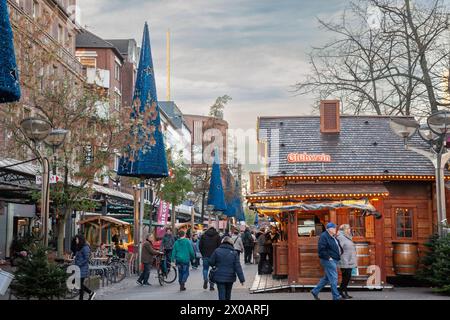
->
[311,222,344,300]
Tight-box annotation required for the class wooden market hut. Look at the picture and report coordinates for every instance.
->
[246,101,450,290]
[78,215,132,249]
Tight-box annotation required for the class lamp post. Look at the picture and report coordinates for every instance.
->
[390,113,450,237]
[20,118,52,247]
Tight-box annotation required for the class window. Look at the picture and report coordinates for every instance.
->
[79,57,96,68]
[114,62,120,81]
[395,208,414,238]
[114,93,121,111]
[58,25,64,44]
[349,209,365,237]
[114,155,120,172]
[32,0,39,18]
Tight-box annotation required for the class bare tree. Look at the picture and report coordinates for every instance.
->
[295,0,450,117]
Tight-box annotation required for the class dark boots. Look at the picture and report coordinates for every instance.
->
[339,289,352,299]
[180,283,186,291]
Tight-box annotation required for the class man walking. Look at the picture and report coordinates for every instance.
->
[311,222,344,301]
[137,234,160,286]
[199,226,221,291]
[161,228,175,272]
[171,230,195,291]
[242,228,254,264]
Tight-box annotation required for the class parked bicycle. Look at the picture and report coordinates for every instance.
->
[106,254,127,283]
[154,254,177,286]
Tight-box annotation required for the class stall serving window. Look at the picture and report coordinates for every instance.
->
[394,208,414,239]
[349,209,365,237]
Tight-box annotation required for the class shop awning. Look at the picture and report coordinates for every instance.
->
[78,215,130,226]
[247,183,389,202]
[253,199,378,215]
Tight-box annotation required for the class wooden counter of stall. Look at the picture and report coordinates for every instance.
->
[273,237,374,285]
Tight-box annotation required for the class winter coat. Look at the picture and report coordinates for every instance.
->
[171,238,195,265]
[161,234,175,250]
[141,240,160,264]
[257,232,267,254]
[191,239,201,258]
[337,233,357,269]
[231,234,245,253]
[242,230,254,247]
[74,244,90,278]
[318,231,343,261]
[199,228,221,258]
[209,243,245,284]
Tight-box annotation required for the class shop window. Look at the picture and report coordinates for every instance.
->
[395,208,414,238]
[349,209,365,237]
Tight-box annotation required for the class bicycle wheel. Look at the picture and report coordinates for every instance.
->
[162,265,177,284]
[157,267,165,286]
[115,262,127,282]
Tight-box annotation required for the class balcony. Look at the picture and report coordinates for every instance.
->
[86,68,110,89]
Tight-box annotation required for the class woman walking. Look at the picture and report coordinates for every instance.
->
[209,236,245,301]
[74,234,96,300]
[171,230,195,291]
[337,224,357,299]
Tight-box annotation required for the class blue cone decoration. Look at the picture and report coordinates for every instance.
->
[118,22,168,179]
[224,170,236,217]
[0,0,20,103]
[207,151,227,211]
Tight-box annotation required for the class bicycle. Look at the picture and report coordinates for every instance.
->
[154,254,177,286]
[106,254,127,283]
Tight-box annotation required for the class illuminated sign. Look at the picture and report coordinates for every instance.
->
[287,153,332,163]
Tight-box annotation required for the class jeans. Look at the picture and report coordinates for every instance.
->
[177,263,190,285]
[340,268,352,292]
[79,277,92,300]
[202,257,214,288]
[192,257,200,268]
[138,262,151,284]
[311,259,341,300]
[217,282,233,300]
[244,246,253,264]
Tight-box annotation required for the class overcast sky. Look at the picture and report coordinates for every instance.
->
[77,0,347,132]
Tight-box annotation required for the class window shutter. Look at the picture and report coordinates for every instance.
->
[365,215,375,238]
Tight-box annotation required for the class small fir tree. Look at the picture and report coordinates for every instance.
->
[11,244,68,300]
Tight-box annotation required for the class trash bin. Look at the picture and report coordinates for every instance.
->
[0,269,14,295]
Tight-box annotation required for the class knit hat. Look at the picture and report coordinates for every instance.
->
[326,222,337,229]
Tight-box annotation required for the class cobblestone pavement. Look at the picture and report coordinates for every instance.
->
[94,260,450,301]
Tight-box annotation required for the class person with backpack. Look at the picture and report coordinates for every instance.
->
[242,228,254,264]
[209,236,245,300]
[231,230,244,257]
[199,226,221,291]
[171,230,195,291]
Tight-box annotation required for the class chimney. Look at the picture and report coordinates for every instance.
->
[320,100,340,134]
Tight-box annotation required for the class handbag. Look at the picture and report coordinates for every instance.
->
[209,267,217,283]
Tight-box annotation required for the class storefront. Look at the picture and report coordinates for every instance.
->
[246,101,450,287]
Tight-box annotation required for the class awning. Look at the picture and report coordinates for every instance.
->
[253,199,377,215]
[247,183,389,202]
[78,215,130,226]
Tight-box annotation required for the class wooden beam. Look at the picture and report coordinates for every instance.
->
[287,211,299,285]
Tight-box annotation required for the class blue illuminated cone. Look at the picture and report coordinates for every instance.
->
[0,0,20,103]
[207,151,227,211]
[118,22,168,178]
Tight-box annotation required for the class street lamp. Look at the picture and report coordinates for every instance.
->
[390,113,450,237]
[20,117,52,247]
[20,118,68,247]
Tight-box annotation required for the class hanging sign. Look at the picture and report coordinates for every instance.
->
[156,200,170,238]
[287,153,332,163]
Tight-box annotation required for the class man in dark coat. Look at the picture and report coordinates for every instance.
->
[242,228,254,264]
[137,234,161,286]
[199,226,221,290]
[311,222,344,301]
[209,236,245,300]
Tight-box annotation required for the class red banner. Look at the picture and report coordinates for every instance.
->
[156,200,170,238]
